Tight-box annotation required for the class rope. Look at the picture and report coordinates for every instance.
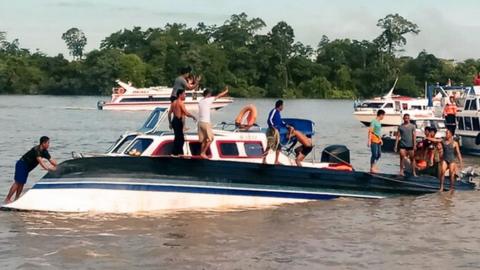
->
[322,149,439,190]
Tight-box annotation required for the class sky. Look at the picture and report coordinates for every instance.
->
[1,0,479,60]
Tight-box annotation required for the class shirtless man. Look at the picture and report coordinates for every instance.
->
[287,127,313,167]
[168,89,196,156]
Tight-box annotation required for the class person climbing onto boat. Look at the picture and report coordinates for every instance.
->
[263,100,289,165]
[395,114,417,176]
[168,89,196,156]
[198,86,229,159]
[443,96,458,135]
[4,136,57,203]
[439,129,463,192]
[170,67,200,102]
[367,109,385,173]
[287,126,313,167]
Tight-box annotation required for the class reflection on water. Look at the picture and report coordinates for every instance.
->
[0,96,479,269]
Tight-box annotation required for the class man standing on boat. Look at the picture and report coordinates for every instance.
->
[368,110,385,173]
[443,96,458,135]
[4,136,57,203]
[263,100,288,165]
[198,87,229,159]
[394,114,417,176]
[168,89,196,156]
[170,67,201,102]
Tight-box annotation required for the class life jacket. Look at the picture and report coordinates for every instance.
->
[444,103,457,115]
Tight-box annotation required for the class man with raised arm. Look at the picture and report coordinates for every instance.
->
[198,87,229,159]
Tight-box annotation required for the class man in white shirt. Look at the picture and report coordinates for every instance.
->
[198,86,229,158]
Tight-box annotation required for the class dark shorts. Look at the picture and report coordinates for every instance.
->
[399,146,414,151]
[296,145,313,156]
[14,160,29,184]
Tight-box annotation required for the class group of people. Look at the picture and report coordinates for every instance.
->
[368,108,464,192]
[168,67,229,159]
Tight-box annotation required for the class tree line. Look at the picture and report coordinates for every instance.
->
[1,13,479,98]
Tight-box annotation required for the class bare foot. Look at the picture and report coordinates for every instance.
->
[3,199,12,204]
[200,154,208,159]
[399,171,405,177]
[438,186,444,192]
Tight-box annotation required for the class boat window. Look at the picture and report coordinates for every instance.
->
[244,142,264,157]
[410,105,422,110]
[360,102,383,109]
[457,117,464,130]
[112,135,137,153]
[464,117,473,131]
[152,141,174,156]
[124,138,153,155]
[470,99,478,110]
[120,97,171,102]
[473,117,480,131]
[383,103,393,108]
[465,100,471,110]
[188,141,211,156]
[218,142,239,157]
[402,103,408,110]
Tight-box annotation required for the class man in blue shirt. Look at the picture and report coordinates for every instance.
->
[262,100,287,164]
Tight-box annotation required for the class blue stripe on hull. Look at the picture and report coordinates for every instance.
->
[33,182,341,201]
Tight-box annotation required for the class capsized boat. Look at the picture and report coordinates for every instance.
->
[97,80,233,111]
[3,108,477,213]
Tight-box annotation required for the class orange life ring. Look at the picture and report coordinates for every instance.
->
[235,104,257,128]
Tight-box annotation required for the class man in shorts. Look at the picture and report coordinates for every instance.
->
[287,127,313,167]
[5,136,57,203]
[263,100,288,165]
[394,114,417,176]
[198,87,229,159]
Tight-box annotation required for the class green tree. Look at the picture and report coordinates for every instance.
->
[374,13,420,54]
[62,27,87,60]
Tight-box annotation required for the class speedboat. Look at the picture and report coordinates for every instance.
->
[456,86,480,156]
[97,80,233,111]
[3,108,476,213]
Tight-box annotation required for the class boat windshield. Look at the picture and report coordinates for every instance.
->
[359,102,385,109]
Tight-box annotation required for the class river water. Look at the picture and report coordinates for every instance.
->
[0,96,479,269]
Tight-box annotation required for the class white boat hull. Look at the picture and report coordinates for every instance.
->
[459,133,480,156]
[3,181,383,213]
[353,112,402,126]
[100,100,232,111]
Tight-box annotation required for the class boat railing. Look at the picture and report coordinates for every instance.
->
[214,122,263,132]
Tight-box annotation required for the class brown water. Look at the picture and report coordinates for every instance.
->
[0,96,479,269]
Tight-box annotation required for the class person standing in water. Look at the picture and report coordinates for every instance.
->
[394,114,417,176]
[168,89,196,156]
[439,129,463,192]
[5,136,57,203]
[368,110,385,173]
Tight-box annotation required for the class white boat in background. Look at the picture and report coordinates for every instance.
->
[353,80,434,126]
[456,86,480,156]
[97,80,233,111]
[353,80,472,127]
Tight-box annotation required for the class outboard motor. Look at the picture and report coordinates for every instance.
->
[321,145,350,164]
